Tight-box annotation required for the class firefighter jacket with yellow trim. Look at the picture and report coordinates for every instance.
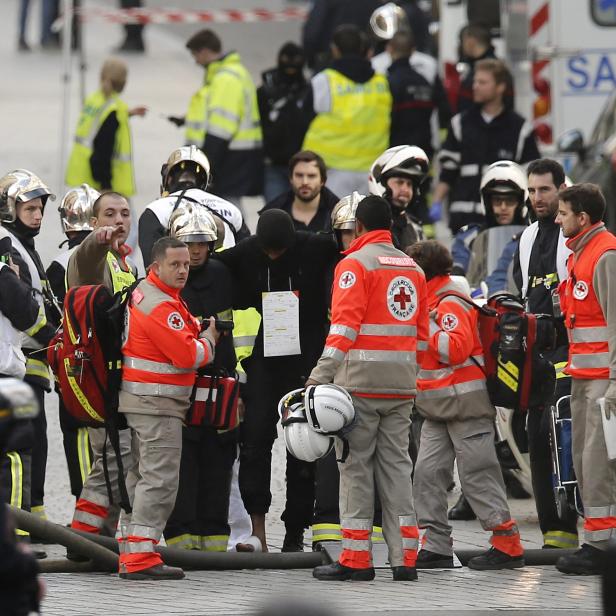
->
[309,230,429,398]
[200,53,263,197]
[185,83,208,147]
[65,89,135,196]
[6,228,60,389]
[561,223,616,380]
[416,275,495,422]
[303,66,391,173]
[119,271,215,419]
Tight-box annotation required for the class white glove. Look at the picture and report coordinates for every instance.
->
[604,381,616,420]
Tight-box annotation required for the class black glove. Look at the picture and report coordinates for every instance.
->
[168,115,185,127]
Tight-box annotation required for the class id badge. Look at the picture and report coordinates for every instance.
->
[262,291,301,357]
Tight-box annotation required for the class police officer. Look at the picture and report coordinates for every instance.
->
[555,184,616,575]
[0,185,41,550]
[409,240,525,571]
[118,237,219,580]
[512,159,578,550]
[65,58,146,198]
[66,192,136,540]
[433,59,539,233]
[185,29,263,203]
[0,170,60,528]
[46,185,100,503]
[369,145,429,250]
[309,195,428,582]
[303,24,392,197]
[139,147,247,269]
[163,205,238,553]
[216,210,339,552]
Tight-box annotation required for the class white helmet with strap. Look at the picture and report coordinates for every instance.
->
[304,384,355,434]
[480,160,529,210]
[368,145,429,197]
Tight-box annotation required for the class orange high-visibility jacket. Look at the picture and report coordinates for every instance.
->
[121,271,214,402]
[310,230,428,398]
[562,223,616,380]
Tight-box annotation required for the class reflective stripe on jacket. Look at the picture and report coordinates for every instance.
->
[185,85,208,146]
[562,224,616,379]
[65,90,135,196]
[120,271,214,418]
[303,69,391,173]
[416,275,494,422]
[309,230,428,398]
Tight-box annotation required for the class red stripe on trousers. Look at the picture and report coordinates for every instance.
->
[118,538,163,574]
[584,516,616,531]
[339,549,372,569]
[490,520,523,557]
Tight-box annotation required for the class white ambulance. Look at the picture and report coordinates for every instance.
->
[438,0,616,154]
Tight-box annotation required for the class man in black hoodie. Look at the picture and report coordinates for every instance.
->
[215,210,338,552]
[303,24,392,197]
[259,151,339,233]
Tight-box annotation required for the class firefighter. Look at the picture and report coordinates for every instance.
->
[408,240,525,570]
[163,205,238,553]
[139,146,247,269]
[512,159,578,550]
[215,210,339,552]
[555,183,616,575]
[46,185,100,503]
[303,24,392,197]
[184,29,263,203]
[308,195,428,582]
[0,169,60,531]
[0,187,42,553]
[369,145,429,250]
[66,192,136,542]
[432,59,539,233]
[65,57,146,198]
[118,237,220,580]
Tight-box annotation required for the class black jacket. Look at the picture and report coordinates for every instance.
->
[0,266,39,335]
[215,232,338,374]
[181,258,237,374]
[257,68,310,167]
[387,57,450,157]
[91,111,118,190]
[258,187,339,233]
[438,105,540,233]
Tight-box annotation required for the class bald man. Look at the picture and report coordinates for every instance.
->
[66,57,147,198]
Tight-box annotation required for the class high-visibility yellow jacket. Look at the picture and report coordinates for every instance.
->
[65,90,135,196]
[185,82,208,147]
[303,69,391,173]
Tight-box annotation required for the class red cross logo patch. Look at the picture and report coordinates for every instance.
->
[167,311,185,331]
[441,313,459,332]
[573,280,589,300]
[387,276,417,321]
[339,270,357,289]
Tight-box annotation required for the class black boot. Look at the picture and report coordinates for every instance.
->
[282,527,305,552]
[448,493,477,521]
[120,564,185,580]
[467,547,524,570]
[416,549,454,569]
[392,566,418,581]
[556,544,606,575]
[313,561,375,581]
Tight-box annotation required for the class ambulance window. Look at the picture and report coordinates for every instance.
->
[467,0,500,33]
[591,0,616,26]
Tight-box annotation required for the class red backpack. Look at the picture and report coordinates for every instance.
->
[436,292,555,411]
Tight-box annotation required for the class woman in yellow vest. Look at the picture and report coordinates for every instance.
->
[65,58,147,198]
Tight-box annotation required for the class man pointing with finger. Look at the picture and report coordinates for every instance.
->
[66,191,136,542]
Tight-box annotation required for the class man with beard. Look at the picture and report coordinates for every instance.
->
[512,159,578,550]
[259,151,339,233]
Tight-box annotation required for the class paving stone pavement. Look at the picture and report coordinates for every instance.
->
[1,1,604,614]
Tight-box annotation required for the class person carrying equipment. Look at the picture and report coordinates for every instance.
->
[408,240,525,571]
[307,195,428,582]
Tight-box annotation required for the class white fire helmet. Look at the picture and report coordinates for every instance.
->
[59,183,100,233]
[304,384,355,434]
[480,160,529,211]
[368,145,429,196]
[331,192,366,230]
[0,169,55,224]
[169,202,218,244]
[370,2,409,40]
[279,389,333,462]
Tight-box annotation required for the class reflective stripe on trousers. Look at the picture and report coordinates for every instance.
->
[339,519,372,569]
[584,505,616,542]
[71,494,109,534]
[543,530,578,549]
[118,531,164,574]
[7,452,28,537]
[490,520,523,557]
[399,514,419,567]
[311,524,384,544]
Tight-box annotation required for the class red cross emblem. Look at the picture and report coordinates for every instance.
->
[441,313,459,331]
[387,277,417,321]
[393,287,412,310]
[167,311,185,330]
[338,270,357,289]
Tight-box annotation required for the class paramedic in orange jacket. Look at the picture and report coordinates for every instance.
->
[555,184,616,576]
[117,237,219,581]
[408,240,524,571]
[308,195,428,582]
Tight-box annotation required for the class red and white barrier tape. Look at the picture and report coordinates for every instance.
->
[64,6,308,25]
